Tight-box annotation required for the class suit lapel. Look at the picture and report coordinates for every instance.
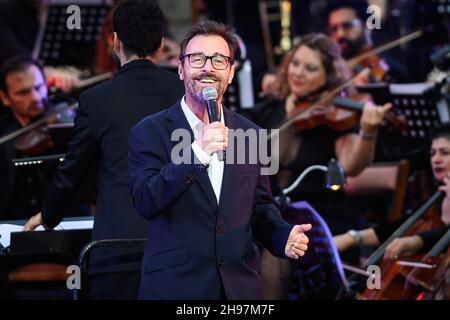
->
[166,102,218,211]
[218,107,238,217]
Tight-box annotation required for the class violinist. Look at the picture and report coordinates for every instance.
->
[244,33,391,244]
[325,0,408,83]
[334,123,450,259]
[0,56,48,220]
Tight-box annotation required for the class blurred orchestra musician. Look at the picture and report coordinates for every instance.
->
[240,33,392,299]
[243,33,391,251]
[0,56,48,220]
[325,0,408,84]
[0,0,80,96]
[0,55,91,221]
[334,123,450,259]
[22,0,184,299]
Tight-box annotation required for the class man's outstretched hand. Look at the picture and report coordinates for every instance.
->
[285,224,312,259]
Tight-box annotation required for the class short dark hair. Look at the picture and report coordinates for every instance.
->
[0,55,45,92]
[325,0,369,23]
[113,0,164,57]
[179,20,237,64]
[430,123,450,142]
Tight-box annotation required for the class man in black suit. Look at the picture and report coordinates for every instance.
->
[23,0,184,299]
[128,20,312,300]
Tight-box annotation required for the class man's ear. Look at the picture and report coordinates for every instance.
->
[112,32,120,54]
[157,38,164,54]
[0,90,11,108]
[227,64,235,84]
[178,61,184,81]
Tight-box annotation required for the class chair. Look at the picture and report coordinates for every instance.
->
[344,160,410,223]
[261,201,350,300]
[76,238,146,300]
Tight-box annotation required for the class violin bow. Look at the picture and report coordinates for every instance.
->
[347,30,423,69]
[0,102,78,145]
[270,67,371,140]
[75,72,113,90]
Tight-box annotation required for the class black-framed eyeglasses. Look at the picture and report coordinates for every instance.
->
[328,19,362,34]
[180,53,231,70]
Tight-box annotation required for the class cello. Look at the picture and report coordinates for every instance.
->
[403,227,450,300]
[356,190,445,299]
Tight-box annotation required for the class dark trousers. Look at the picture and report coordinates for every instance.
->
[90,272,140,300]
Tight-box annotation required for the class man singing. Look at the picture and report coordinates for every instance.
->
[128,20,311,300]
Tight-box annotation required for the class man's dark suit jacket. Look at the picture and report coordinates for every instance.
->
[128,101,293,299]
[42,59,184,274]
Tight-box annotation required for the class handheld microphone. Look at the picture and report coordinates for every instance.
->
[201,87,225,161]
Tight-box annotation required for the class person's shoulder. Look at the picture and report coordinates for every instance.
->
[78,77,114,101]
[0,110,17,135]
[237,97,283,126]
[0,109,12,124]
[154,66,180,80]
[152,67,184,91]
[132,100,179,132]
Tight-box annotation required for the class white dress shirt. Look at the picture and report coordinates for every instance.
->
[181,96,225,203]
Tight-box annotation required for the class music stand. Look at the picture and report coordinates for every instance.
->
[34,0,112,71]
[357,82,444,165]
[12,154,66,167]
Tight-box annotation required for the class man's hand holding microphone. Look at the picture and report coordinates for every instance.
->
[196,122,228,157]
[196,87,227,160]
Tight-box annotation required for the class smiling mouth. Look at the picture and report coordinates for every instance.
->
[196,78,217,84]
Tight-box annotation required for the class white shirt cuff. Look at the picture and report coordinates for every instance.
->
[192,141,212,165]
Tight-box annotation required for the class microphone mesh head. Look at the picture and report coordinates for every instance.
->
[201,87,218,101]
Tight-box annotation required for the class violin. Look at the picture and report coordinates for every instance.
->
[270,67,405,141]
[355,190,445,300]
[351,55,389,84]
[0,102,78,156]
[0,72,112,156]
[347,30,423,84]
[16,102,78,156]
[289,93,406,133]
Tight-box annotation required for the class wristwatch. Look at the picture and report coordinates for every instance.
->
[347,229,363,246]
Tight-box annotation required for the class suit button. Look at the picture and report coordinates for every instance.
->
[184,175,194,185]
[218,260,224,266]
[216,225,224,234]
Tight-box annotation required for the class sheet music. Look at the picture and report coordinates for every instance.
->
[0,219,93,248]
[389,82,433,95]
[0,224,22,248]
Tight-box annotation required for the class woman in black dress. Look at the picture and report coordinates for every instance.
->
[246,33,391,235]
